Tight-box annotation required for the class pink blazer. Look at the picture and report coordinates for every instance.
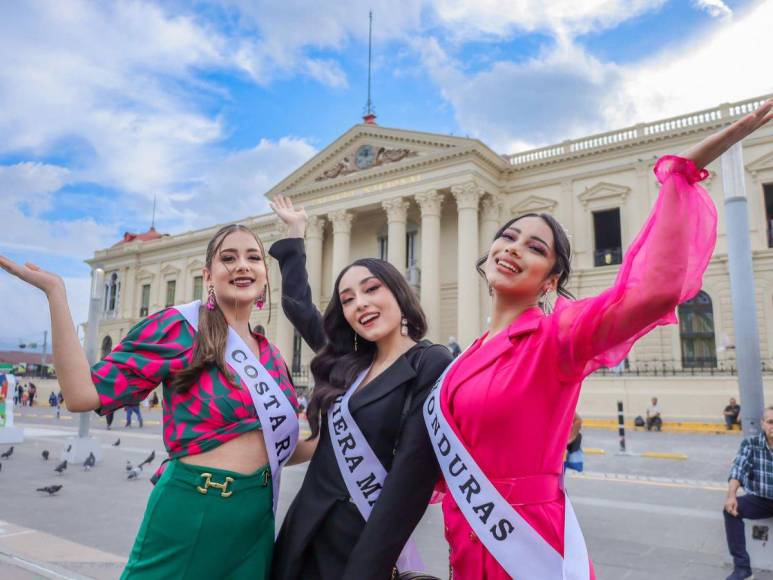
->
[439,156,717,579]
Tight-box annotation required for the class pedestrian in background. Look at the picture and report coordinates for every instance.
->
[724,397,741,430]
[446,336,461,358]
[646,397,662,431]
[125,404,143,428]
[724,406,773,580]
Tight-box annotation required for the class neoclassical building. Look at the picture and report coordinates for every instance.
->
[87,94,773,419]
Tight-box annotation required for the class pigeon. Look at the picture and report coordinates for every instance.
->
[41,450,49,461]
[37,485,63,496]
[65,444,72,453]
[127,465,143,480]
[138,450,156,469]
[83,452,96,471]
[53,460,67,474]
[112,438,121,447]
[125,460,134,472]
[1,446,13,459]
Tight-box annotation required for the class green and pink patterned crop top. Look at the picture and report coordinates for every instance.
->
[91,307,299,461]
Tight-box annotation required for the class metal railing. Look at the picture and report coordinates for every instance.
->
[504,94,772,168]
[593,356,773,377]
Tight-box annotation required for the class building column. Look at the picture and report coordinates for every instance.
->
[382,198,410,273]
[479,194,503,330]
[302,216,325,368]
[416,191,444,343]
[306,216,326,305]
[330,210,354,279]
[452,182,483,347]
[271,258,295,362]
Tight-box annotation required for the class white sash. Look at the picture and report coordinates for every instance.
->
[174,301,299,513]
[329,367,424,572]
[423,362,590,579]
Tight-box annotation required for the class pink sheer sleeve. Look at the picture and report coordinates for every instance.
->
[555,155,717,379]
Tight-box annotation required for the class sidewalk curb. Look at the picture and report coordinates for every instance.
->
[0,550,91,580]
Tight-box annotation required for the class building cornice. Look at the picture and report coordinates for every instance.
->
[503,94,771,171]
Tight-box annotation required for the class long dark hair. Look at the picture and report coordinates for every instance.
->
[475,212,574,301]
[305,258,426,437]
[170,224,271,393]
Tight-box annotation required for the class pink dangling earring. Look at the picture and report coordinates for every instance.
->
[255,290,266,310]
[401,317,409,337]
[206,285,216,311]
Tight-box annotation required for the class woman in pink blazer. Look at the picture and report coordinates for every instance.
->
[435,99,772,579]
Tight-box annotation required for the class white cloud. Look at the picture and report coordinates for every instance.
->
[613,0,772,127]
[0,162,115,258]
[433,0,667,39]
[692,0,733,20]
[0,274,91,351]
[417,0,773,152]
[176,137,318,229]
[417,36,623,151]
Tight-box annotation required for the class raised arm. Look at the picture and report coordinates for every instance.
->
[557,98,772,378]
[268,195,327,352]
[0,257,99,411]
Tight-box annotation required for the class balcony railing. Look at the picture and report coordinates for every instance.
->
[504,94,772,168]
[593,356,773,377]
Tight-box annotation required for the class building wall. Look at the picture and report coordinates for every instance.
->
[86,96,773,393]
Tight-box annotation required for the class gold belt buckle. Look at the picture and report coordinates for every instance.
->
[197,472,234,497]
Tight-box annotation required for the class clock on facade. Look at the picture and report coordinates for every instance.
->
[355,145,376,169]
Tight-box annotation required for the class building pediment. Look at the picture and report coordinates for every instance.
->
[511,195,558,215]
[136,268,155,280]
[577,182,631,207]
[746,150,773,177]
[186,258,204,270]
[267,124,495,198]
[160,263,181,276]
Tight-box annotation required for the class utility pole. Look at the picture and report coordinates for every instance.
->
[40,330,47,375]
[64,268,104,462]
[721,142,765,437]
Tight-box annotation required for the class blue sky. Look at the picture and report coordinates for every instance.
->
[0,0,772,350]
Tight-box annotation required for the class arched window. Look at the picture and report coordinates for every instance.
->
[104,272,119,313]
[100,336,113,360]
[678,291,717,368]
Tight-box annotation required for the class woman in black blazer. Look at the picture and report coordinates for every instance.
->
[268,196,452,580]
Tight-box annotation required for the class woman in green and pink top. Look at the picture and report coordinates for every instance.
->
[0,224,317,579]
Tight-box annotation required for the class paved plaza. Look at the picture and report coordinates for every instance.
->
[0,406,769,579]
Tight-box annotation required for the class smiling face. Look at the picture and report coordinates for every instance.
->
[337,265,403,343]
[203,229,267,308]
[483,215,558,302]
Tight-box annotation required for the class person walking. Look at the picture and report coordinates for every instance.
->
[125,404,143,428]
[423,99,771,580]
[0,223,315,579]
[268,197,452,580]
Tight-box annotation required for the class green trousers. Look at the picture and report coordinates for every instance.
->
[122,460,274,580]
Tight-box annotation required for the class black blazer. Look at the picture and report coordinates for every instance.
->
[268,238,452,580]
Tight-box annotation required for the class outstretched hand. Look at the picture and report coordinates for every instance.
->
[270,195,308,238]
[685,98,773,169]
[0,255,65,296]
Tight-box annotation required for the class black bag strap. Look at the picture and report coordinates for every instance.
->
[392,343,439,457]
